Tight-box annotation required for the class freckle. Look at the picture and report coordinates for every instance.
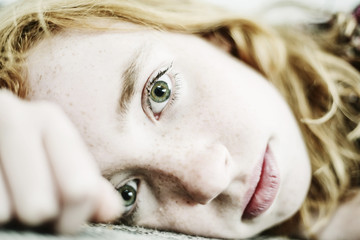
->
[69,102,73,106]
[46,89,51,94]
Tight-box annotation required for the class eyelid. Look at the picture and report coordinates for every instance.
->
[147,62,173,88]
[115,178,138,189]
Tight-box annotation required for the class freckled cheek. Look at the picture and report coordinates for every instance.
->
[180,97,234,137]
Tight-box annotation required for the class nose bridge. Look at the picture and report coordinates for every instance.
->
[163,143,232,204]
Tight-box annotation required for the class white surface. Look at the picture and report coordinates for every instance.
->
[1,0,359,24]
[206,0,358,13]
[0,0,15,5]
[0,0,359,11]
[205,0,360,23]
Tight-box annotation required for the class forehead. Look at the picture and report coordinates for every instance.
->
[24,21,195,75]
[26,23,148,67]
[25,23,172,94]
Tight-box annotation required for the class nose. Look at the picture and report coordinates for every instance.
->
[164,144,232,204]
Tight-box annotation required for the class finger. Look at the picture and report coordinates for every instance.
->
[41,104,103,233]
[55,178,122,233]
[0,164,12,224]
[91,177,123,223]
[54,196,94,234]
[42,103,100,199]
[0,99,59,226]
[0,131,59,226]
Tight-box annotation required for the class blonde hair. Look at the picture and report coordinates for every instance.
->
[1,0,359,238]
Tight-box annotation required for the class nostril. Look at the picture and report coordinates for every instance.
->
[171,143,233,205]
[183,170,229,205]
[188,191,214,205]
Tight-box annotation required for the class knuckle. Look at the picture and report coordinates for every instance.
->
[34,101,64,119]
[0,92,26,129]
[35,100,61,113]
[0,89,20,109]
[34,101,73,129]
[17,197,59,226]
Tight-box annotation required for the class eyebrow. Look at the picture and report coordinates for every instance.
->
[118,47,145,115]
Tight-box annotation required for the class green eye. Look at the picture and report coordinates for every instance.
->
[117,181,137,207]
[145,69,174,116]
[150,81,171,103]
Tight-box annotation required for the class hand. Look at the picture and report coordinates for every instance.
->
[0,89,122,233]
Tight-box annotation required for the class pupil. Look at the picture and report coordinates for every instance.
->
[150,81,171,103]
[121,189,134,201]
[154,85,166,97]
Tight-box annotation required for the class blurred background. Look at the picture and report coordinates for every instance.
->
[0,0,359,23]
[205,0,360,24]
[206,0,359,13]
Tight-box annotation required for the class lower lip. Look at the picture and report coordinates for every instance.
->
[242,146,280,220]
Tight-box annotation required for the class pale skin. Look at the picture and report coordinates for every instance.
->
[0,22,314,238]
[0,90,123,233]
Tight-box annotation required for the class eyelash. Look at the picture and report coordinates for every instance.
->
[120,202,139,225]
[144,62,181,120]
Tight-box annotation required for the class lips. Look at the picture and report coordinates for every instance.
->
[242,146,280,220]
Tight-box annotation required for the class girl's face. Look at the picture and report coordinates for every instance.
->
[26,23,311,238]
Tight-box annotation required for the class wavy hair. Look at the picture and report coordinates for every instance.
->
[0,0,359,238]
